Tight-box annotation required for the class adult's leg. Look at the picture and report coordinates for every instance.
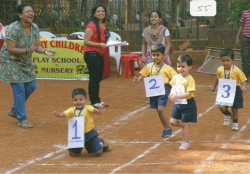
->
[84,53,104,105]
[10,80,37,114]
[241,36,250,77]
[10,83,26,122]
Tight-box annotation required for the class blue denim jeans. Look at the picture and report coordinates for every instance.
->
[10,79,37,122]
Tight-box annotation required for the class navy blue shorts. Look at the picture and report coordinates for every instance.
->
[230,86,243,109]
[171,98,197,123]
[68,129,102,154]
[150,84,170,109]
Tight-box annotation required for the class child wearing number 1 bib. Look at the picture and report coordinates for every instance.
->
[169,54,197,150]
[53,88,109,156]
[211,48,247,131]
[133,44,177,138]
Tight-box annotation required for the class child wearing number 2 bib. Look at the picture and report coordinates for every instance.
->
[133,44,177,138]
[211,48,247,131]
[53,88,109,156]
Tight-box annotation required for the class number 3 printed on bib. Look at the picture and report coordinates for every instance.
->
[215,78,236,106]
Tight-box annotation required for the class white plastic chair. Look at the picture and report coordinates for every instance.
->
[109,31,121,73]
[71,32,85,39]
[39,31,56,39]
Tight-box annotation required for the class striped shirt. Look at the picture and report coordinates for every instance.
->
[240,10,250,37]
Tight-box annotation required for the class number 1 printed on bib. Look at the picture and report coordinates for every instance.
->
[171,85,187,104]
[68,116,85,148]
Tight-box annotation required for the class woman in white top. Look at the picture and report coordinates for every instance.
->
[141,10,172,66]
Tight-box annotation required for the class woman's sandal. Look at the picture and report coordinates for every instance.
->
[18,120,33,129]
[8,111,17,119]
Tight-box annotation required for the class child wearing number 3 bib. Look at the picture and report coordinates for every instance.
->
[211,48,247,131]
[133,44,177,138]
[169,54,197,150]
[53,88,109,156]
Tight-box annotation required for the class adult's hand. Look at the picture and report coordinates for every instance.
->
[236,38,240,47]
[44,49,55,56]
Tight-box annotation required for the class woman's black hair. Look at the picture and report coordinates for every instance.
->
[12,3,33,22]
[91,4,107,43]
[149,10,162,20]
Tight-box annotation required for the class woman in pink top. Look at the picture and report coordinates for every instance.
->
[84,4,109,108]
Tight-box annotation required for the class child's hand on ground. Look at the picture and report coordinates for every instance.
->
[53,111,65,118]
[211,86,216,92]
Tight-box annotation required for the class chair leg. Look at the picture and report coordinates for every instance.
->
[117,59,122,77]
[125,59,129,78]
[116,58,122,74]
[130,59,135,76]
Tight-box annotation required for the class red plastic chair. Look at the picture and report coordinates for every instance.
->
[117,54,141,79]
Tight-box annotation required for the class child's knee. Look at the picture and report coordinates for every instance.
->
[170,118,177,126]
[95,149,103,156]
[156,107,164,113]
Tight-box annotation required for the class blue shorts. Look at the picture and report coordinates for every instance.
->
[229,86,243,109]
[171,98,197,123]
[68,129,102,154]
[150,84,170,109]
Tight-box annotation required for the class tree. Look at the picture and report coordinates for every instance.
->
[228,0,250,28]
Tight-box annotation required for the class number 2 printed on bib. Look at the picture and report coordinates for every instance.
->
[144,75,165,97]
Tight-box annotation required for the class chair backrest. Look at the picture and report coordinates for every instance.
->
[71,32,85,38]
[109,31,121,54]
[39,31,56,39]
[109,31,121,42]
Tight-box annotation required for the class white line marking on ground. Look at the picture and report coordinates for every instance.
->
[5,105,149,173]
[98,105,148,132]
[108,140,214,144]
[109,143,160,174]
[196,85,213,88]
[109,104,216,174]
[194,118,250,174]
[5,145,66,174]
[39,160,250,167]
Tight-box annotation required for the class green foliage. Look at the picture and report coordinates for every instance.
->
[66,26,84,34]
[228,0,250,27]
[106,22,118,31]
[68,9,84,27]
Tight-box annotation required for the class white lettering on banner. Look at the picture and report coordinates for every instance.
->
[144,75,165,98]
[215,78,236,106]
[68,116,85,149]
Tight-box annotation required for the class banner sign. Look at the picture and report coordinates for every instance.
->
[32,40,89,80]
